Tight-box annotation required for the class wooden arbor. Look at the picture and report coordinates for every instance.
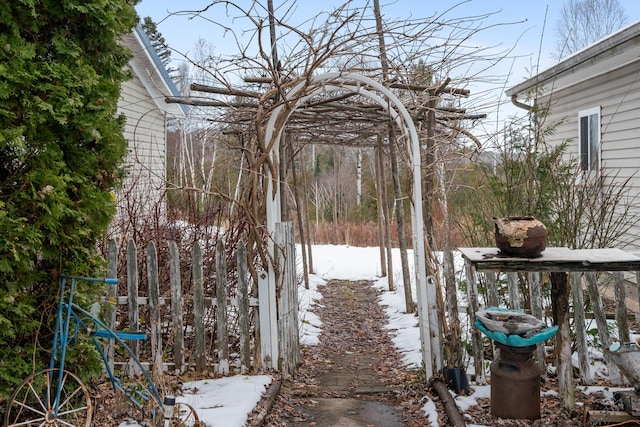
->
[263,72,440,378]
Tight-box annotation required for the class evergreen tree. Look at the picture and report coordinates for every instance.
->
[141,16,175,72]
[0,0,138,398]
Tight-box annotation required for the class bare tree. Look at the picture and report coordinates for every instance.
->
[554,0,627,59]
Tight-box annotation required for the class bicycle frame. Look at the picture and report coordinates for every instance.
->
[49,275,163,418]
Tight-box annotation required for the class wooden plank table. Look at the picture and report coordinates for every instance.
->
[459,247,640,413]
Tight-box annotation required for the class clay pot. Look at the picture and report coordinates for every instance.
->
[493,216,547,258]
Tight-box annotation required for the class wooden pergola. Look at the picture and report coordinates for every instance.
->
[166,70,485,379]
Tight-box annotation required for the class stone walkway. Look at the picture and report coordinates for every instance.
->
[263,280,428,426]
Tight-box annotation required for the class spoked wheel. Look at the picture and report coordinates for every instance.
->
[4,368,92,427]
[173,402,201,427]
[142,400,200,427]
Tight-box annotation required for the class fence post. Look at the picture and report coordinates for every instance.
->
[585,272,622,384]
[169,240,185,373]
[276,221,300,374]
[192,241,206,373]
[126,239,141,376]
[485,272,499,307]
[237,241,251,373]
[147,241,163,378]
[614,271,630,343]
[465,260,486,384]
[106,239,118,372]
[507,272,520,310]
[570,272,591,384]
[216,240,230,374]
[258,270,277,369]
[528,272,547,376]
[443,247,460,367]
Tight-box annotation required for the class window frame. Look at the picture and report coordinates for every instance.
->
[578,106,601,174]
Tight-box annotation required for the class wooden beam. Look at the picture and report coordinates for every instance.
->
[165,96,258,108]
[243,75,470,96]
[190,83,261,99]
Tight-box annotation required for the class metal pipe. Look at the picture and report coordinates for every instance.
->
[510,94,533,111]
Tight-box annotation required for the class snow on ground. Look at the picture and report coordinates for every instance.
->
[120,244,634,427]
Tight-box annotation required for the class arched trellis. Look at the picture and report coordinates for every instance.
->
[263,72,441,378]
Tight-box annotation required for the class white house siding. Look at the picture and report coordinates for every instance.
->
[109,28,185,237]
[536,61,640,250]
[116,75,168,220]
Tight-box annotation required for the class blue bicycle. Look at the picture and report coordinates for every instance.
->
[4,274,200,426]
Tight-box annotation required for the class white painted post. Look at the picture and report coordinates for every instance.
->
[258,270,278,369]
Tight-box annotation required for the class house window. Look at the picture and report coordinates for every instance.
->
[578,107,600,172]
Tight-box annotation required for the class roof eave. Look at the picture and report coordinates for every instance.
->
[506,20,640,98]
[131,26,187,118]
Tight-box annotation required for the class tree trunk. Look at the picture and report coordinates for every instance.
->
[356,148,362,206]
[289,143,309,289]
[424,93,436,248]
[374,145,387,278]
[389,126,414,313]
[301,149,314,274]
[378,139,394,290]
[374,0,411,309]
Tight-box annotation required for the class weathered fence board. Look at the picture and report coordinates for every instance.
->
[105,240,259,374]
[585,271,622,384]
[507,272,520,310]
[528,272,547,376]
[465,262,485,384]
[106,240,118,372]
[237,241,251,373]
[216,240,230,375]
[169,240,185,373]
[146,241,162,379]
[105,222,298,376]
[614,271,630,343]
[570,272,591,384]
[276,221,300,374]
[126,239,141,376]
[192,241,205,373]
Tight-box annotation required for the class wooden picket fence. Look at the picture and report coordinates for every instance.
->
[103,222,300,377]
[462,261,636,387]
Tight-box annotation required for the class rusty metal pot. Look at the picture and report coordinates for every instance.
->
[493,216,547,258]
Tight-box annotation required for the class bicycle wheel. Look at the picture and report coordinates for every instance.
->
[4,368,92,427]
[173,402,201,427]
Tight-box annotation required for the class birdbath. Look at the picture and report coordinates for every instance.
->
[475,307,558,420]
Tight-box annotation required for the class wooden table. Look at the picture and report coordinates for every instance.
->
[459,247,640,413]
